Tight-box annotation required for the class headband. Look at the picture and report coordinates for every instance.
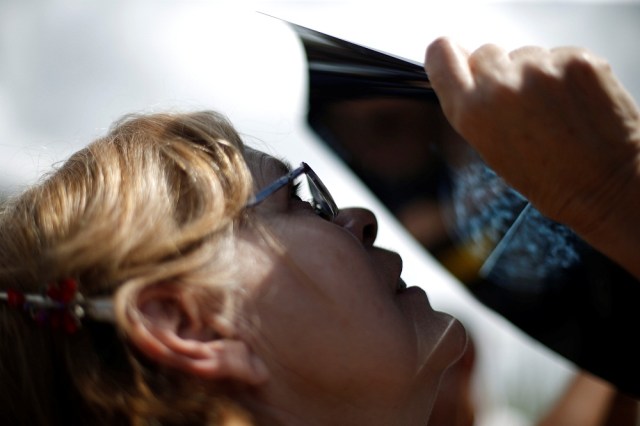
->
[0,278,114,333]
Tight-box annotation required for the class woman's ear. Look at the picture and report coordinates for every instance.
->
[122,283,268,386]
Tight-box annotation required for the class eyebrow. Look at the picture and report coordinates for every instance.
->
[245,155,298,208]
[257,153,293,178]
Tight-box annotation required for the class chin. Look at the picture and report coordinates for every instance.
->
[426,312,469,373]
[441,315,469,369]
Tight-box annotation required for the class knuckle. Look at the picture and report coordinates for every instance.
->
[469,43,504,67]
[520,60,560,90]
[475,43,504,55]
[559,48,612,78]
[508,45,547,60]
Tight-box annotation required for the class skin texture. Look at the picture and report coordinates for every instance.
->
[425,38,640,279]
[229,152,467,425]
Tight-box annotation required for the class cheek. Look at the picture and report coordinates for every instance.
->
[284,223,376,288]
[242,262,381,365]
[253,296,420,394]
[242,220,426,386]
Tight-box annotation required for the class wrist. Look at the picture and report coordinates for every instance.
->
[573,153,640,280]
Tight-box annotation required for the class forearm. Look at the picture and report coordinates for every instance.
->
[575,161,640,280]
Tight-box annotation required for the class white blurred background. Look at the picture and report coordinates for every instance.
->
[1,1,639,424]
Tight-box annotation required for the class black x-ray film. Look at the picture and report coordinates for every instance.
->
[287,21,640,396]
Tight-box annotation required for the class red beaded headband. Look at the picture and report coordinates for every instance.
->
[0,278,114,333]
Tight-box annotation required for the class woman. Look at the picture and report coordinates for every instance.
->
[2,37,639,425]
[0,110,466,425]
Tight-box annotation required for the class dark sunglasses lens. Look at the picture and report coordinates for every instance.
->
[306,174,337,219]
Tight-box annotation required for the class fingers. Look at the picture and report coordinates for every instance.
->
[468,43,510,81]
[552,46,637,111]
[424,37,474,121]
[550,46,611,88]
[426,39,515,92]
[508,45,548,59]
[425,37,473,92]
[553,46,640,141]
[425,39,514,128]
[425,37,639,140]
[426,40,602,94]
[550,46,609,70]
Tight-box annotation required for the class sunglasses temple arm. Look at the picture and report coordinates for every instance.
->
[246,166,306,207]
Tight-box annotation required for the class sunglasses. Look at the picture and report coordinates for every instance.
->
[246,162,339,221]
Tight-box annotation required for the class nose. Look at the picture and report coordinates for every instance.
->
[334,208,378,247]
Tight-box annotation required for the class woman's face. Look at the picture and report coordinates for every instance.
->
[233,151,467,420]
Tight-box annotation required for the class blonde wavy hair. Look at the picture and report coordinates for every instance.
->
[0,111,256,425]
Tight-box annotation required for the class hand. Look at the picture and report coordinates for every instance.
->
[536,371,637,426]
[425,37,640,279]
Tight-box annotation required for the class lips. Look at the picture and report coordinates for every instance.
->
[396,277,408,294]
[371,248,405,294]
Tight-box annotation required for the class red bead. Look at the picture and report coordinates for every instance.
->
[58,278,77,303]
[47,278,77,303]
[6,289,25,307]
[46,283,61,301]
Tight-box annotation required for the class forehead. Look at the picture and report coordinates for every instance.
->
[245,148,291,180]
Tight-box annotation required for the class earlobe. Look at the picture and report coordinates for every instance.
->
[123,283,269,386]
